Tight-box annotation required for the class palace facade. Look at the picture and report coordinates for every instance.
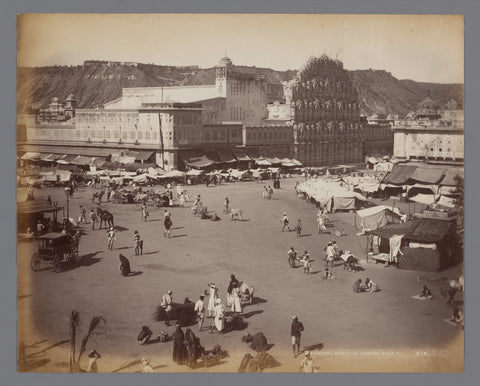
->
[18,55,371,170]
[393,95,464,162]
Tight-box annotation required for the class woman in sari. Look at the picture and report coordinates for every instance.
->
[172,325,187,365]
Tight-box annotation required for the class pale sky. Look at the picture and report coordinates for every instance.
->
[17,14,464,83]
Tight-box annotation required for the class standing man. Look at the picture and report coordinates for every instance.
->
[79,205,87,224]
[161,290,173,326]
[164,211,173,238]
[107,227,116,250]
[326,241,335,268]
[211,299,225,334]
[281,212,291,232]
[89,209,97,230]
[194,294,205,331]
[141,203,149,222]
[291,315,304,358]
[295,219,302,238]
[134,230,141,255]
[268,186,273,200]
[317,213,328,234]
[224,197,230,214]
[227,274,240,306]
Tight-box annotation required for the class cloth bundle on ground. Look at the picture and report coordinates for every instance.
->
[226,314,248,331]
[192,205,208,217]
[211,212,221,221]
[201,211,220,221]
[237,352,280,373]
[241,332,268,352]
[250,332,268,352]
[154,302,197,326]
[198,344,229,368]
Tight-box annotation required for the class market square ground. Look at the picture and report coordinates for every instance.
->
[17,178,463,372]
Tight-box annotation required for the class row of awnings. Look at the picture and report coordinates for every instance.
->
[20,150,155,167]
[382,164,463,186]
[182,150,302,169]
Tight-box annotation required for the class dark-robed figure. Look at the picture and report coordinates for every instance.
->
[227,274,240,295]
[119,254,131,276]
[172,325,187,365]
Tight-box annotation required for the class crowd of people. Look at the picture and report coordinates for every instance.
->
[21,169,464,373]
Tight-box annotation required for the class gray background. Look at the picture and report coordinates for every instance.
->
[1,1,477,385]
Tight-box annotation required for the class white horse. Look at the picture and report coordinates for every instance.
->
[230,208,243,221]
[239,282,255,304]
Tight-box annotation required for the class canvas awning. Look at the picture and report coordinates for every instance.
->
[440,171,462,186]
[266,157,282,165]
[216,150,236,163]
[135,151,154,162]
[367,221,419,240]
[133,174,148,183]
[409,168,445,184]
[40,153,57,161]
[382,165,418,184]
[233,151,252,162]
[406,219,453,242]
[292,159,303,166]
[70,156,96,165]
[159,170,185,179]
[356,205,404,232]
[184,155,218,168]
[367,219,452,243]
[256,158,272,166]
[245,149,261,160]
[186,169,204,176]
[21,152,41,160]
[410,193,456,208]
[20,144,114,157]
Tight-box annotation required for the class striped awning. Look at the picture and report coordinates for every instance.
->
[233,151,252,162]
[21,152,41,160]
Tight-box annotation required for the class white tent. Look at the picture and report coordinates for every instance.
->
[410,194,456,208]
[296,179,368,211]
[356,205,405,233]
[159,170,186,179]
[186,169,204,176]
[133,174,148,183]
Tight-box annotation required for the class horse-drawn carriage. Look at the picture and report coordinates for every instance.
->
[151,191,170,207]
[31,232,79,273]
[113,189,136,204]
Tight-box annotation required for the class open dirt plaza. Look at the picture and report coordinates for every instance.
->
[17,178,463,373]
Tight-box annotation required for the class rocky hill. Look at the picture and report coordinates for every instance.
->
[17,62,463,117]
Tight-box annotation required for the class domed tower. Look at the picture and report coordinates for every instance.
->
[415,91,441,120]
[215,55,233,97]
[65,94,78,119]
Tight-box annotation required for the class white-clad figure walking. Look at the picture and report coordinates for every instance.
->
[207,283,218,318]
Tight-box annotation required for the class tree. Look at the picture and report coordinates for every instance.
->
[68,310,105,372]
[452,175,464,209]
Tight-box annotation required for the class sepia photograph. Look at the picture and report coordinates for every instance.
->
[16,13,464,373]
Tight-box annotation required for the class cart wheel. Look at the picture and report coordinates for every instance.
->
[31,254,42,272]
[53,255,62,273]
[67,251,78,265]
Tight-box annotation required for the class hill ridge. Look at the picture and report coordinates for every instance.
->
[17,63,463,117]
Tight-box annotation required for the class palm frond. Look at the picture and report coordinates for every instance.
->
[68,309,81,372]
[75,316,106,371]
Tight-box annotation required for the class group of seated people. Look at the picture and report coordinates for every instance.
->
[353,278,379,293]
